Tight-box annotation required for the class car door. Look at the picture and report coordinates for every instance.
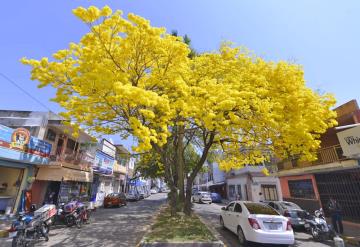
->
[222,202,235,231]
[229,203,243,232]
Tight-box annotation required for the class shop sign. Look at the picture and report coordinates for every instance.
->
[337,126,360,157]
[93,150,115,175]
[0,124,52,164]
[100,139,116,158]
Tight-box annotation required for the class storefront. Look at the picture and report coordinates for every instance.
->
[33,165,93,206]
[0,124,51,214]
[91,140,116,207]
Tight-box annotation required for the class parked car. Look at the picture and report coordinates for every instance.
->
[192,191,212,204]
[126,190,140,201]
[220,201,294,246]
[210,192,222,203]
[104,193,127,208]
[264,201,307,228]
[150,188,158,194]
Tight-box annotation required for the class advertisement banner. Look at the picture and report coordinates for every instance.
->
[337,126,360,157]
[0,124,52,164]
[93,150,115,175]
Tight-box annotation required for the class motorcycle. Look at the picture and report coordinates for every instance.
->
[9,211,50,247]
[51,200,92,228]
[304,208,336,241]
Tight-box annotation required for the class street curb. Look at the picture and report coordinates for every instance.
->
[343,236,360,247]
[137,207,225,247]
[0,229,8,238]
[136,203,168,247]
[195,213,226,247]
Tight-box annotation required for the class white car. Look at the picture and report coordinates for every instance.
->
[150,188,158,194]
[220,201,294,246]
[192,191,212,204]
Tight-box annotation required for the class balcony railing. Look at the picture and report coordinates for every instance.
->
[49,149,95,170]
[278,145,348,170]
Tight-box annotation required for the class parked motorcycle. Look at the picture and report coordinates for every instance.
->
[9,210,50,246]
[51,200,91,228]
[304,208,336,241]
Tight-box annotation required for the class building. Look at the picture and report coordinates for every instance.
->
[113,144,131,193]
[226,165,282,202]
[0,110,95,208]
[208,162,226,199]
[0,124,51,215]
[91,139,116,207]
[277,100,360,222]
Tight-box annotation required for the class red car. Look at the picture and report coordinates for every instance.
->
[104,192,127,208]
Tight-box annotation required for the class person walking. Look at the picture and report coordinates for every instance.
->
[327,197,344,235]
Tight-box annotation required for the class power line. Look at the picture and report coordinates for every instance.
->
[0,72,54,112]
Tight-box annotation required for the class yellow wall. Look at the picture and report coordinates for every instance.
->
[0,166,23,198]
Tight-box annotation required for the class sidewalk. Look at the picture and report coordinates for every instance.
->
[341,220,360,246]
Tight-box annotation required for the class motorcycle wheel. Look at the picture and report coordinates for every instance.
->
[311,227,320,241]
[85,210,92,224]
[65,215,76,227]
[75,217,82,229]
[12,235,26,247]
[41,224,49,241]
[43,223,50,234]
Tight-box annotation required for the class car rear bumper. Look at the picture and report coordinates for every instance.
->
[246,230,295,245]
[200,199,212,203]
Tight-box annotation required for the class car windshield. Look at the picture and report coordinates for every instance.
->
[199,192,210,196]
[287,210,306,218]
[280,202,301,209]
[244,203,280,215]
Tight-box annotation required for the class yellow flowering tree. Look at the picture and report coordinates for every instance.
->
[22,6,337,215]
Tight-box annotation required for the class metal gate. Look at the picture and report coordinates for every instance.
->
[315,168,360,222]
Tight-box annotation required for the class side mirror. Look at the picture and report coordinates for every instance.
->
[221,207,226,211]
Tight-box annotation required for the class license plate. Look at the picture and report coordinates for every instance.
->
[9,231,17,238]
[268,223,281,230]
[304,223,310,228]
[299,221,305,224]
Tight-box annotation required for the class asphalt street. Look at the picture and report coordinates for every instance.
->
[193,202,353,247]
[0,193,167,247]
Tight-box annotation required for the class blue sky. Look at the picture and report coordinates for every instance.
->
[1,0,359,149]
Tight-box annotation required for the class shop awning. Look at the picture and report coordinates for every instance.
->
[36,167,93,182]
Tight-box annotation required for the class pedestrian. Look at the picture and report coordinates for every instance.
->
[327,197,343,235]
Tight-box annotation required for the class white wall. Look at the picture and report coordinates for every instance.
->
[212,162,226,184]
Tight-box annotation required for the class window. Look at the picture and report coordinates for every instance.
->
[226,202,235,211]
[288,179,315,199]
[261,184,278,201]
[244,203,279,215]
[236,185,242,200]
[66,138,78,152]
[234,203,242,213]
[229,185,236,198]
[46,129,56,141]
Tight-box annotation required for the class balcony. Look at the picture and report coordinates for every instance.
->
[278,145,348,170]
[49,149,95,171]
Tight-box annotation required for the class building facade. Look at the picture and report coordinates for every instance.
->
[0,124,51,214]
[0,110,94,209]
[277,100,360,222]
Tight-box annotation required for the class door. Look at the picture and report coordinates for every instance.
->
[228,203,243,232]
[56,138,64,157]
[223,202,235,231]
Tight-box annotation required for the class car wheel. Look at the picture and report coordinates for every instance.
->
[192,197,195,203]
[220,216,225,229]
[237,227,247,246]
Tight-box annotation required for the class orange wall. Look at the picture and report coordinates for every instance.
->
[279,174,320,200]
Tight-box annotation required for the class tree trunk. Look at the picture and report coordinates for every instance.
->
[176,126,185,207]
[184,177,194,216]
